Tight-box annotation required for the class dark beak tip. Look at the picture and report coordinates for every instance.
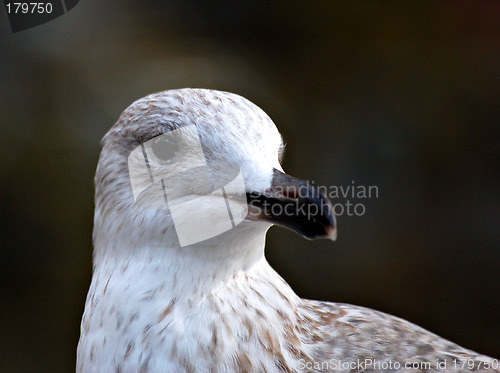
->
[251,169,338,243]
[326,226,337,241]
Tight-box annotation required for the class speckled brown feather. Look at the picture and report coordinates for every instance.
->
[289,300,499,372]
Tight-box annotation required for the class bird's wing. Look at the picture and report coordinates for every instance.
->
[297,299,499,373]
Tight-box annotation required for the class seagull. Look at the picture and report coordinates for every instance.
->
[77,88,499,372]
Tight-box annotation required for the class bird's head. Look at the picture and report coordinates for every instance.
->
[93,89,336,263]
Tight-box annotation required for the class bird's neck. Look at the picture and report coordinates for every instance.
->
[95,224,278,296]
[81,231,308,371]
[93,232,300,305]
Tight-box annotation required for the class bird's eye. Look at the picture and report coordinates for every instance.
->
[151,135,180,162]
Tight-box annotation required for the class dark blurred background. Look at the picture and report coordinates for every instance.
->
[1,1,499,371]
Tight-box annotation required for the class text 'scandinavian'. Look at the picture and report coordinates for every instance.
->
[77,89,499,372]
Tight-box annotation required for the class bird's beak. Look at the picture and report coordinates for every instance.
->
[247,169,337,241]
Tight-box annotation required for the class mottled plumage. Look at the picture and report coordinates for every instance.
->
[78,89,498,372]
